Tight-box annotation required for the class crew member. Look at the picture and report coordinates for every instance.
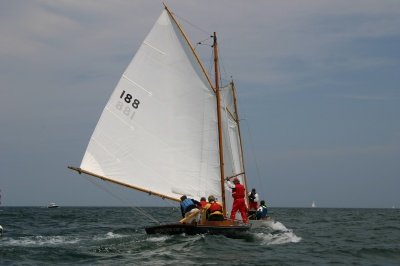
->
[180,195,200,224]
[256,200,268,220]
[199,197,208,208]
[248,188,259,211]
[226,177,248,223]
[205,195,224,221]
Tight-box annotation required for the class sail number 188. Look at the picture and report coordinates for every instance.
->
[120,90,140,109]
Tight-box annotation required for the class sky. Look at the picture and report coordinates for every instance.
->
[1,0,399,208]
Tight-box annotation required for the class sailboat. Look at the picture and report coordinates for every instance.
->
[47,202,59,208]
[69,4,253,237]
[311,201,316,208]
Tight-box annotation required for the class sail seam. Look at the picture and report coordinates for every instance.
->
[122,74,153,96]
[143,41,166,55]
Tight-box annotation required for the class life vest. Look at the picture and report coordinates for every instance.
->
[180,198,195,213]
[232,184,245,199]
[208,202,223,214]
[200,200,208,208]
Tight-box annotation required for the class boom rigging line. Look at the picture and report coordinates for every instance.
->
[83,174,161,224]
[242,119,264,194]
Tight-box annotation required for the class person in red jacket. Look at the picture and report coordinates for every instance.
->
[199,197,208,208]
[226,177,248,223]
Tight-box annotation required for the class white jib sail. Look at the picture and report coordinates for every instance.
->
[80,10,221,201]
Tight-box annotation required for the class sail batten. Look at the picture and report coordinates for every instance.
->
[122,74,152,96]
[143,41,167,55]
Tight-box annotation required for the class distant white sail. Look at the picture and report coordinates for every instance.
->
[80,10,221,201]
[311,201,316,208]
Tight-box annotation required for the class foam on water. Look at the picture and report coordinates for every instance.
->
[4,235,81,247]
[253,220,302,245]
[95,231,124,240]
[255,230,302,245]
[146,235,172,242]
[269,221,289,231]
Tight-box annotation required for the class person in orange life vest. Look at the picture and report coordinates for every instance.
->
[199,197,208,208]
[248,188,259,211]
[226,177,248,223]
[205,195,224,221]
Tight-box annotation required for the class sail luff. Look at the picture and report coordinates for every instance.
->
[213,32,227,214]
[163,4,215,92]
[68,166,180,202]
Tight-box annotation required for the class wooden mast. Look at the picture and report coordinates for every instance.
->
[213,32,227,214]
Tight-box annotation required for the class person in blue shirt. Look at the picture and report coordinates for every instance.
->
[180,195,201,223]
[256,200,268,220]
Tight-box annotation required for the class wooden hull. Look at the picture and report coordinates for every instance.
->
[145,220,250,238]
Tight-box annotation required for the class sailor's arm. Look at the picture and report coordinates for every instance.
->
[225,178,235,189]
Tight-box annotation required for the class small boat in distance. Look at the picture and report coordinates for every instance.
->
[47,203,59,208]
[311,201,316,208]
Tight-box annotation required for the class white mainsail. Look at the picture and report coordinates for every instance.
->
[80,10,222,202]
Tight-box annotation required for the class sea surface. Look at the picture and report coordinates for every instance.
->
[1,207,399,265]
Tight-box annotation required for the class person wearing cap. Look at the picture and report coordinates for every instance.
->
[226,177,248,223]
[204,195,224,221]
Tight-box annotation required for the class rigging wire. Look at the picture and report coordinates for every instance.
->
[173,13,210,36]
[217,43,230,86]
[83,175,161,224]
[194,36,213,50]
[241,118,264,196]
[176,13,231,88]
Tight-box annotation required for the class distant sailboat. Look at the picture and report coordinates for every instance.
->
[68,4,258,237]
[311,201,316,208]
[47,202,59,208]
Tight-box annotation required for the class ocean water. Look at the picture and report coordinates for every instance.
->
[0,207,399,265]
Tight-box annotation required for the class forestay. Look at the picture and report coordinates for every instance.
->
[80,10,222,201]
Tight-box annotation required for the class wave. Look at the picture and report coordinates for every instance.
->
[252,220,302,245]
